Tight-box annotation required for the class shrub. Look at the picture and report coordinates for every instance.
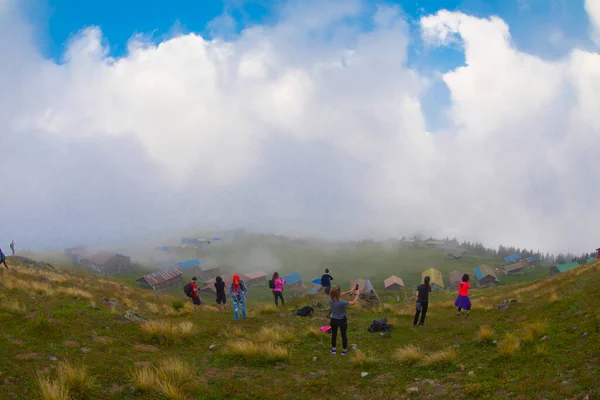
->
[171,301,185,312]
[475,325,495,344]
[420,347,458,366]
[394,345,423,365]
[498,333,521,357]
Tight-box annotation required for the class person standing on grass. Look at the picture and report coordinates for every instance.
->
[0,248,8,269]
[321,269,333,294]
[272,272,286,306]
[189,277,201,311]
[413,276,431,327]
[229,274,248,322]
[455,273,471,319]
[214,276,227,311]
[9,240,15,256]
[328,285,360,356]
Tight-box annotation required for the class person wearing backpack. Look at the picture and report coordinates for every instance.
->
[214,276,227,311]
[413,276,432,327]
[185,277,201,311]
[229,274,248,321]
[271,272,286,306]
[328,285,360,356]
[321,269,333,294]
[0,248,8,270]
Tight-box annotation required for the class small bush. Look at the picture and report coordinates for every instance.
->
[57,361,97,398]
[37,374,70,400]
[352,349,377,366]
[475,325,495,344]
[257,325,295,344]
[420,347,457,366]
[225,340,289,362]
[171,301,185,312]
[498,333,521,357]
[394,345,423,365]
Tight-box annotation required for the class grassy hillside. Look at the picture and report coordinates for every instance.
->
[0,255,598,399]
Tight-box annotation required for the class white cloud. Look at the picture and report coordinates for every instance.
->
[586,0,600,45]
[0,1,598,254]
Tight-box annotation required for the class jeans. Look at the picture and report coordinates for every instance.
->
[330,317,348,349]
[273,290,284,306]
[232,297,247,321]
[413,302,428,326]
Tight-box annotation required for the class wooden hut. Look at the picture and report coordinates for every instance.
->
[244,271,267,286]
[549,262,579,276]
[501,262,525,275]
[448,270,465,288]
[79,251,133,275]
[137,267,183,291]
[384,275,404,291]
[474,264,499,287]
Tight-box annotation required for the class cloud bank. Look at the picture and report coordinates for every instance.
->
[0,0,598,253]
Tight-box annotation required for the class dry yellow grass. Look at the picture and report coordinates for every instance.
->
[157,357,195,386]
[535,344,547,357]
[420,347,458,366]
[548,292,560,303]
[57,361,97,396]
[131,367,158,391]
[37,374,70,400]
[256,304,278,315]
[352,349,378,366]
[394,345,423,365]
[157,380,186,400]
[57,287,94,300]
[257,325,296,344]
[303,326,322,338]
[0,297,26,313]
[225,340,289,361]
[145,302,161,314]
[475,325,495,343]
[140,320,196,341]
[3,276,55,295]
[131,357,200,397]
[498,333,521,357]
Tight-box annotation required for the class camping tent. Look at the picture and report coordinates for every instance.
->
[422,268,444,290]
[384,275,404,290]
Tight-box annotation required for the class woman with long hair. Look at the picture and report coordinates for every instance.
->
[229,274,248,321]
[328,285,360,355]
[413,276,431,327]
[272,272,286,306]
[455,273,471,318]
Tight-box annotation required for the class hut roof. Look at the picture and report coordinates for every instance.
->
[137,267,182,287]
[504,254,521,263]
[177,259,201,269]
[282,272,303,285]
[244,270,266,280]
[384,275,404,289]
[475,264,497,280]
[555,262,579,273]
[503,262,525,272]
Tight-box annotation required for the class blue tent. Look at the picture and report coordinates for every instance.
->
[181,238,200,244]
[282,272,303,286]
[177,259,201,269]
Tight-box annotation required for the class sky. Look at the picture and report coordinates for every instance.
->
[0,0,599,253]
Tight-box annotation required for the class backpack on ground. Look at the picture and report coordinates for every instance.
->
[296,306,314,317]
[183,283,193,297]
[368,318,393,333]
[268,279,275,289]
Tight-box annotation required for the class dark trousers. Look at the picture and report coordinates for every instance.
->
[273,290,284,306]
[413,302,428,326]
[324,286,331,294]
[1,259,7,269]
[10,247,14,255]
[330,317,348,349]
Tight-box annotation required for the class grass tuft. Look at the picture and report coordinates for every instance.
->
[57,287,94,300]
[140,320,196,344]
[419,347,458,366]
[131,367,158,391]
[352,349,378,366]
[0,297,26,313]
[225,340,289,362]
[475,325,495,344]
[37,373,70,400]
[257,325,296,344]
[256,304,278,315]
[498,333,521,357]
[57,360,97,397]
[394,345,423,365]
[548,292,560,303]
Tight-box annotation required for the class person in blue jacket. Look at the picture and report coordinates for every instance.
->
[229,274,248,321]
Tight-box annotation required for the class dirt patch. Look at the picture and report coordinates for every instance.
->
[133,344,159,353]
[133,361,152,367]
[94,336,112,344]
[62,340,80,347]
[15,353,44,360]
[109,383,124,394]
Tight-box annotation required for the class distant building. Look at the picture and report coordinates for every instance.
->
[447,251,466,260]
[503,254,521,264]
[425,240,444,247]
[282,272,303,289]
[474,264,499,287]
[244,271,267,286]
[422,268,445,290]
[384,275,404,291]
[549,262,580,276]
[448,270,465,288]
[79,251,133,275]
[587,256,597,264]
[137,267,183,291]
[501,262,526,275]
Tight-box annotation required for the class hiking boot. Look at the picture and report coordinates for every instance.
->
[331,348,336,355]
[341,350,348,356]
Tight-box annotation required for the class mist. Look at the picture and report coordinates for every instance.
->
[1,0,599,254]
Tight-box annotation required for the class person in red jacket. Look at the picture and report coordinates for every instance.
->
[454,274,471,318]
[189,277,201,311]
